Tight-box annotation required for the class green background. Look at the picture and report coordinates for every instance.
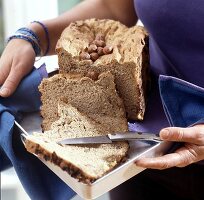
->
[58,0,81,14]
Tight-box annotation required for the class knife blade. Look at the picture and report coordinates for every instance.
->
[57,131,162,145]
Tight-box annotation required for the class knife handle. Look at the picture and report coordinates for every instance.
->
[108,132,162,142]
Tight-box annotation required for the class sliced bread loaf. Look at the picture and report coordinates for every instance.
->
[25,73,129,184]
[56,18,149,121]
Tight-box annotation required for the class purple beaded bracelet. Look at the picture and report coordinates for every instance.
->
[31,21,50,56]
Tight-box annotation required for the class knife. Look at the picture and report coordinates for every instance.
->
[57,132,162,145]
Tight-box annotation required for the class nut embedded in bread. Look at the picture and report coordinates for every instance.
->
[56,18,149,121]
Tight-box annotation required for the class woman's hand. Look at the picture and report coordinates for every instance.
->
[0,39,35,97]
[135,124,204,169]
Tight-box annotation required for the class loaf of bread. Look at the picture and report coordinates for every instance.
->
[25,72,129,183]
[56,18,149,121]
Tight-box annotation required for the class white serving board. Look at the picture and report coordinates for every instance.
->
[18,112,172,200]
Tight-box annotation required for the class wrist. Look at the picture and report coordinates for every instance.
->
[7,27,42,56]
[27,21,50,56]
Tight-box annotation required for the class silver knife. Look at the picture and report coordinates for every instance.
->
[57,132,162,145]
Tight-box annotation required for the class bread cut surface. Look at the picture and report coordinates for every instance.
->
[56,18,149,121]
[25,82,129,183]
[39,71,127,132]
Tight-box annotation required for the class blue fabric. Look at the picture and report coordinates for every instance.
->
[0,68,75,200]
[158,75,204,159]
[159,75,204,128]
[128,76,169,133]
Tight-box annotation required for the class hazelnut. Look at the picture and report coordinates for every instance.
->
[88,44,97,53]
[80,52,91,60]
[90,52,99,61]
[92,40,106,47]
[103,45,113,54]
[95,33,105,41]
[86,71,99,81]
[97,47,104,56]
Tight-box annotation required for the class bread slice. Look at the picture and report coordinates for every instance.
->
[25,97,129,184]
[39,71,127,132]
[56,18,149,121]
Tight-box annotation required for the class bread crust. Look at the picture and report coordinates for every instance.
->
[25,138,129,184]
[56,18,149,120]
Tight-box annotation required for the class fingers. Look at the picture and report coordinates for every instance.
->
[160,126,204,145]
[136,125,204,169]
[0,61,33,97]
[0,53,12,85]
[0,40,35,97]
[0,67,23,97]
[135,153,182,169]
[0,66,10,86]
[135,144,202,169]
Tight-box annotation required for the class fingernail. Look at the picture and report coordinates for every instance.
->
[0,88,10,96]
[160,129,170,139]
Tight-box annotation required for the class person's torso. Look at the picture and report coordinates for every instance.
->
[134,0,204,87]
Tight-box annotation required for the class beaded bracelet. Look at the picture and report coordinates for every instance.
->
[31,21,50,56]
[7,34,41,56]
[16,27,40,45]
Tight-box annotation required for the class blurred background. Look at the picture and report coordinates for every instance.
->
[0,1,110,200]
[0,0,81,55]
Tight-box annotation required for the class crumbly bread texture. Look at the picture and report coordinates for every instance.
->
[56,18,149,120]
[39,71,127,132]
[25,90,129,184]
